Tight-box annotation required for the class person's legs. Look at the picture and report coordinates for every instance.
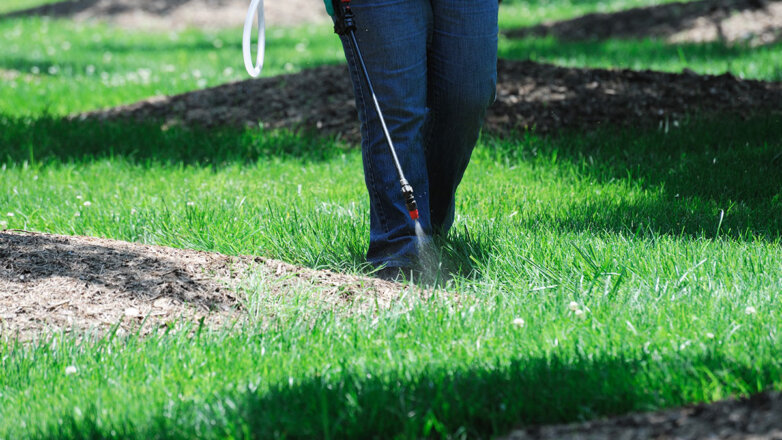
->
[337,0,433,269]
[425,0,498,233]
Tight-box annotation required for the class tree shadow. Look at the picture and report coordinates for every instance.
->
[42,348,779,438]
[505,0,782,46]
[0,115,346,165]
[0,231,231,309]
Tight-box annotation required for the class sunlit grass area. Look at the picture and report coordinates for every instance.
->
[0,18,343,116]
[498,0,699,29]
[499,36,782,81]
[0,0,64,14]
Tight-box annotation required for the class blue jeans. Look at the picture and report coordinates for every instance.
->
[338,0,498,268]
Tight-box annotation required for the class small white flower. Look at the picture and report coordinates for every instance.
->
[745,306,757,315]
[186,201,195,207]
[76,195,83,200]
[130,208,137,215]
[512,317,525,327]
[65,365,78,375]
[6,212,13,217]
[83,201,91,207]
[574,309,586,320]
[568,301,579,311]
[0,220,7,228]
[33,175,38,180]
[706,332,715,339]
[74,212,81,217]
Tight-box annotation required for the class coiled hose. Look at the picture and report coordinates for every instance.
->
[242,0,265,77]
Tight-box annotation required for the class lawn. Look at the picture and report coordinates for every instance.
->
[1,0,781,438]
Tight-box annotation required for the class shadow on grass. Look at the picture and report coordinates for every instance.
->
[44,348,778,438]
[504,0,779,45]
[487,113,782,240]
[0,115,345,165]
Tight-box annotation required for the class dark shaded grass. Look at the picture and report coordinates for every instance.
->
[0,115,345,165]
[20,337,779,440]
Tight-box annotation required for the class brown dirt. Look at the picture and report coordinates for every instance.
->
[76,59,782,140]
[502,390,782,440]
[506,0,782,46]
[0,230,414,339]
[0,0,330,30]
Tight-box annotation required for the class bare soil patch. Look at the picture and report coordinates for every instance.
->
[506,0,782,46]
[503,390,782,440]
[0,230,409,339]
[0,0,330,30]
[77,60,782,140]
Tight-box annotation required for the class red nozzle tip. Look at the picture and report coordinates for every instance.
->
[409,209,419,220]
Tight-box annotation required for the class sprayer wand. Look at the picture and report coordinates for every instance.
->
[333,0,420,222]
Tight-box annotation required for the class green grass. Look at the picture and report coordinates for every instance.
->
[498,0,699,29]
[1,0,781,437]
[499,36,782,81]
[1,114,781,438]
[0,0,64,14]
[0,17,344,116]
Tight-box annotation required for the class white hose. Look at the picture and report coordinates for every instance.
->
[242,0,265,78]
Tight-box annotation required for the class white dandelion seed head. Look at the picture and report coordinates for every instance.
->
[568,301,579,311]
[512,317,525,327]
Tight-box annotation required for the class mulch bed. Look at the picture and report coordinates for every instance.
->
[503,390,782,440]
[0,230,417,339]
[76,59,782,141]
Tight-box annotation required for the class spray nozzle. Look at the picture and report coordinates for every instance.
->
[400,181,419,221]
